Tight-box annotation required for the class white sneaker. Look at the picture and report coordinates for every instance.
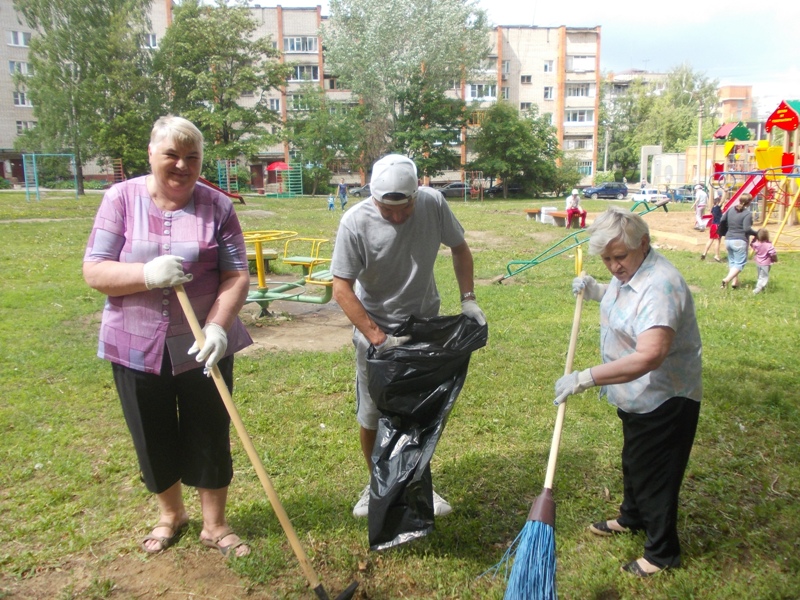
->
[352,485,370,518]
[433,490,452,516]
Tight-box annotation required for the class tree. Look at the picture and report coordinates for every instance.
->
[469,102,560,197]
[391,74,467,179]
[153,0,292,166]
[323,0,491,165]
[13,0,155,192]
[602,78,654,181]
[286,85,364,195]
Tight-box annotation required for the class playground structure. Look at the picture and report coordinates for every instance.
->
[244,231,334,316]
[709,100,800,252]
[22,153,79,201]
[494,199,670,283]
[261,161,304,197]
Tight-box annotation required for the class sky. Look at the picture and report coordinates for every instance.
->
[257,0,798,118]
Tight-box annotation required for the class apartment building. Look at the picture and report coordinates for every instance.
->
[0,0,171,181]
[1,1,601,185]
[718,85,754,122]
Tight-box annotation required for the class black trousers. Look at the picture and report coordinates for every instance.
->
[616,397,700,568]
[112,352,235,494]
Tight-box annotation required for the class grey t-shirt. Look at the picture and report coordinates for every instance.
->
[331,187,466,331]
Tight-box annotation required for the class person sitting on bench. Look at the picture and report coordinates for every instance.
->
[565,189,587,229]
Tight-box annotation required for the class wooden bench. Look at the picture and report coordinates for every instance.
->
[550,210,581,228]
[246,248,279,273]
[524,208,542,221]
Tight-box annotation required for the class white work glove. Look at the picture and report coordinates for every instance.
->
[375,335,412,352]
[143,255,193,290]
[572,275,607,302]
[461,299,487,326]
[554,368,595,406]
[188,323,228,375]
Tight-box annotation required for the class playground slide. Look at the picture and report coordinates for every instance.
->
[723,173,766,213]
[198,176,245,204]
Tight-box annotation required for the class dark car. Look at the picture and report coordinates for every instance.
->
[487,182,523,198]
[437,182,471,198]
[349,184,370,197]
[582,181,628,200]
[667,184,694,203]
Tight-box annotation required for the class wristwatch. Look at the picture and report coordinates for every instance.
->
[460,291,476,302]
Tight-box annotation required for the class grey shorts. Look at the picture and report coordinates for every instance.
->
[353,328,381,429]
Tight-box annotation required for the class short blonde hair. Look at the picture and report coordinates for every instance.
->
[587,206,650,255]
[149,115,204,158]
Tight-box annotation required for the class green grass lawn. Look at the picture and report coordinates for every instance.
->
[1,190,798,599]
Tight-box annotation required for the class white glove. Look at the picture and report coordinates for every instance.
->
[143,255,193,290]
[572,275,607,302]
[188,323,228,375]
[375,335,412,352]
[461,299,487,326]
[554,368,595,406]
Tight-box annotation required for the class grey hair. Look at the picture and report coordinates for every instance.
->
[587,206,650,254]
[149,115,204,157]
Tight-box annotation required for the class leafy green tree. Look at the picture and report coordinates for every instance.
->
[390,74,467,179]
[602,78,654,181]
[469,102,560,197]
[324,0,491,166]
[286,85,364,195]
[153,0,292,166]
[13,0,155,192]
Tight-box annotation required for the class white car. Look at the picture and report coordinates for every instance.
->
[631,188,669,203]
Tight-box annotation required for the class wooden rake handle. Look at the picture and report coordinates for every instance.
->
[543,273,585,491]
[174,285,324,591]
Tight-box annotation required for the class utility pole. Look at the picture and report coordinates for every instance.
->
[696,103,703,185]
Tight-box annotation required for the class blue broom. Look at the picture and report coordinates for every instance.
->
[496,282,585,600]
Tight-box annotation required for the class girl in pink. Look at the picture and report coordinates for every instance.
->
[750,228,777,294]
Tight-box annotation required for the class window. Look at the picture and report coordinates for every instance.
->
[9,31,32,47]
[283,36,318,53]
[502,60,510,74]
[578,160,593,176]
[142,33,157,48]
[543,86,553,100]
[290,65,319,82]
[520,102,532,110]
[287,94,309,111]
[9,61,32,76]
[468,83,496,100]
[543,60,554,73]
[520,75,532,84]
[16,120,35,134]
[269,98,281,112]
[565,109,594,123]
[13,91,33,107]
[501,87,509,100]
[566,83,592,97]
[565,137,593,150]
[566,55,594,72]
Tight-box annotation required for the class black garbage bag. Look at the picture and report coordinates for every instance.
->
[366,314,488,551]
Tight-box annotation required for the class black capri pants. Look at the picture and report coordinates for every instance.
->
[112,350,235,494]
[616,396,700,569]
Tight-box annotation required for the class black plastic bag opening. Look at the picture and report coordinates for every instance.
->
[366,314,488,551]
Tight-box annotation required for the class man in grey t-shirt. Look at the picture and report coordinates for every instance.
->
[331,154,486,518]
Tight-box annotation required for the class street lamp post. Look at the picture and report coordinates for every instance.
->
[696,103,703,185]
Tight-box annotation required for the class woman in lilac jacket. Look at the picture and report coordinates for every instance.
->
[83,116,253,558]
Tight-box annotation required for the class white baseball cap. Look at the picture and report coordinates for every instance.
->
[571,189,579,195]
[371,154,418,205]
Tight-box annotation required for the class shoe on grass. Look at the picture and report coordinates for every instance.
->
[353,485,370,518]
[433,490,452,516]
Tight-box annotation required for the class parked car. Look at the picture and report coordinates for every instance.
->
[487,182,524,198]
[667,184,695,203]
[582,181,628,200]
[349,184,370,197]
[437,182,471,198]
[630,188,670,203]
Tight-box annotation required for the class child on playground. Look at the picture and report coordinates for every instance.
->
[750,228,777,294]
[328,194,336,211]
[700,192,723,262]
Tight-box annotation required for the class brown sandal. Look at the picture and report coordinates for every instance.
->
[141,521,186,554]
[201,527,250,558]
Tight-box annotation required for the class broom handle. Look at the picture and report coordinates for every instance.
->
[543,276,585,491]
[174,285,323,590]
